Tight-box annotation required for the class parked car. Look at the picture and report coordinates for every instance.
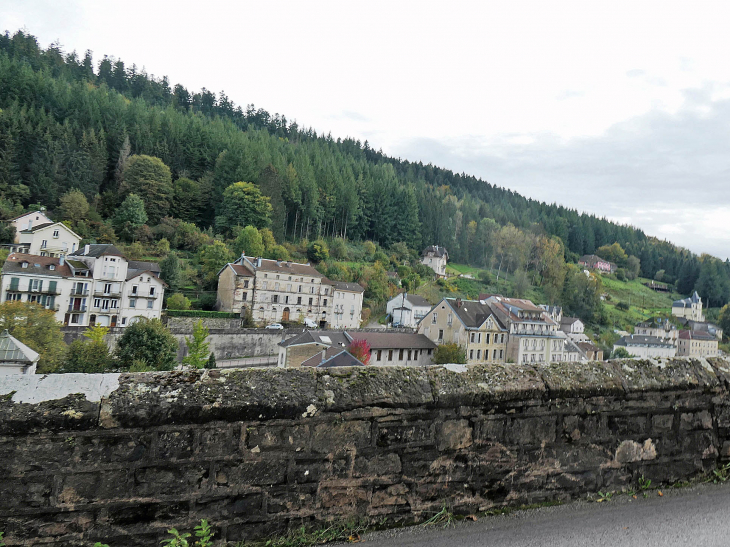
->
[265,323,284,330]
[303,318,317,328]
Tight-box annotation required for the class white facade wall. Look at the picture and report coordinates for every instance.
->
[330,289,363,329]
[19,223,80,257]
[613,343,676,359]
[10,211,52,242]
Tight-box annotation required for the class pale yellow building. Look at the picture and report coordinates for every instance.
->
[672,291,705,322]
[677,330,718,358]
[418,298,508,364]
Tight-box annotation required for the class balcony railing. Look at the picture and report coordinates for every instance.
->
[67,305,87,313]
[129,292,158,299]
[93,289,121,297]
[71,289,90,296]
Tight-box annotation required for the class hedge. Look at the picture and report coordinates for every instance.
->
[164,310,240,318]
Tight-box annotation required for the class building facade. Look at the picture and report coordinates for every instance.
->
[0,245,165,328]
[613,335,676,359]
[9,210,52,242]
[421,245,448,277]
[672,291,705,322]
[677,330,718,358]
[578,254,616,273]
[386,293,433,328]
[418,298,508,364]
[634,318,678,344]
[217,256,363,328]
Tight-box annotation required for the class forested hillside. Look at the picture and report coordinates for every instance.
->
[1,29,729,310]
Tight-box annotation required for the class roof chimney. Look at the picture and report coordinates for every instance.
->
[456,298,462,308]
[59,256,65,266]
[27,220,32,230]
[84,244,90,255]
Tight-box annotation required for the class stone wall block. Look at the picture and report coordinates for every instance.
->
[618,359,719,393]
[506,416,556,446]
[375,420,433,448]
[427,364,545,407]
[651,414,674,434]
[247,424,309,452]
[214,459,287,489]
[353,453,402,477]
[537,361,625,398]
[133,464,210,498]
[316,367,433,412]
[680,410,713,431]
[435,419,473,451]
[311,421,371,454]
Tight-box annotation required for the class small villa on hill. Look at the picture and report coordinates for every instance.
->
[578,254,616,274]
[421,245,448,277]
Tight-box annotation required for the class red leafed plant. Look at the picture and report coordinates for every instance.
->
[348,338,371,365]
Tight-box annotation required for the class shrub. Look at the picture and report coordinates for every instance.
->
[433,343,467,364]
[116,318,178,371]
[167,293,192,310]
[307,239,329,263]
[616,301,630,311]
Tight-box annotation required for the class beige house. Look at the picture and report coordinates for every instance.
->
[418,297,508,364]
[218,256,364,327]
[17,222,81,258]
[672,291,705,322]
[634,318,678,344]
[677,330,718,358]
[421,245,448,277]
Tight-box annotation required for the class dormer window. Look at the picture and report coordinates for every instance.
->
[49,265,55,271]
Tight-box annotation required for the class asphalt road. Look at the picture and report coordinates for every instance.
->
[348,483,730,547]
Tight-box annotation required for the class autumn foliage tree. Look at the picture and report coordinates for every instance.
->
[348,338,371,365]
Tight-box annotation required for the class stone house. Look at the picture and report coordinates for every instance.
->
[672,291,705,322]
[677,330,718,358]
[0,329,39,375]
[217,256,363,328]
[417,297,508,364]
[613,335,676,359]
[386,293,433,328]
[0,245,165,328]
[277,330,351,368]
[421,245,448,277]
[577,341,604,361]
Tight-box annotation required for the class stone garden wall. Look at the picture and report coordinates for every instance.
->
[2,357,730,546]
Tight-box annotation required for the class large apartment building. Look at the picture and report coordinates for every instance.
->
[0,245,165,327]
[217,256,364,328]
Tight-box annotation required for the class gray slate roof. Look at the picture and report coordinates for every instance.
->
[443,298,506,330]
[0,330,39,363]
[615,335,674,348]
[279,330,351,348]
[422,245,448,258]
[327,281,365,293]
[69,244,124,258]
[128,260,161,273]
[673,291,702,307]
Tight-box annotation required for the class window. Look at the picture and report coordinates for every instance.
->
[53,229,59,238]
[111,300,118,309]
[447,313,453,326]
[308,297,313,306]
[104,283,112,294]
[147,300,153,309]
[71,314,80,324]
[94,298,101,308]
[41,240,48,249]
[149,287,156,296]
[470,349,474,359]
[477,350,481,360]
[102,299,110,310]
[432,313,437,324]
[297,297,302,305]
[275,282,280,290]
[121,318,127,325]
[388,350,393,361]
[276,275,280,280]
[129,299,136,308]
[298,285,302,292]
[285,296,289,304]
[408,350,412,360]
[273,295,279,303]
[262,281,268,290]
[377,350,382,361]
[399,349,404,360]
[323,299,328,306]
[242,292,248,302]
[470,333,475,343]
[287,284,292,291]
[310,287,315,294]
[244,280,250,288]
[438,329,444,341]
[486,333,491,344]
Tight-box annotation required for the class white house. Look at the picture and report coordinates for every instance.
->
[327,281,364,329]
[421,245,448,277]
[0,329,39,375]
[672,291,705,322]
[0,245,165,328]
[387,293,433,328]
[613,335,676,359]
[14,222,81,258]
[9,210,52,242]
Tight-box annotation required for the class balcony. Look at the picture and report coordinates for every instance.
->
[71,289,90,296]
[67,305,88,313]
[41,288,61,295]
[93,289,121,297]
[129,292,158,299]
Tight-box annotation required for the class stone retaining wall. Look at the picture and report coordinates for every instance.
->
[2,357,730,546]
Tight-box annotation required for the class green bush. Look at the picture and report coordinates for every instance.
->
[167,293,192,310]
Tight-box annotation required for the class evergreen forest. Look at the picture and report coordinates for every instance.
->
[1,29,729,317]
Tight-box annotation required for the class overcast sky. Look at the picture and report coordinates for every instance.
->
[3,0,730,258]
